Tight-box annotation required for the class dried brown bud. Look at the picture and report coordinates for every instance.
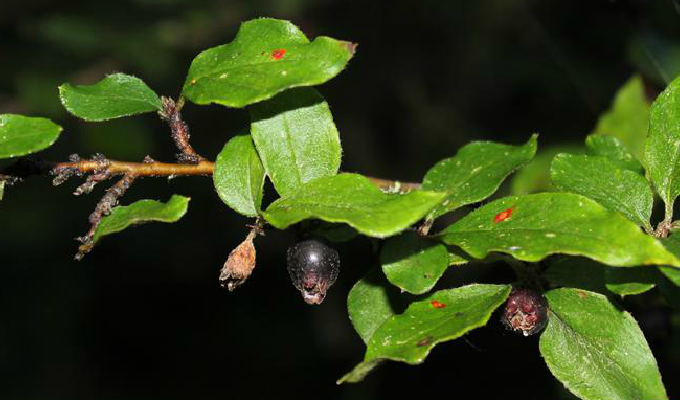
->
[220,231,257,291]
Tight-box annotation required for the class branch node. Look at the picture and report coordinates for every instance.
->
[159,96,204,164]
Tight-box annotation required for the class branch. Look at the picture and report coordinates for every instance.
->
[158,96,205,163]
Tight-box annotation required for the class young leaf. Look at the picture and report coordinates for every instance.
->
[439,193,680,267]
[585,134,643,173]
[250,87,341,197]
[263,173,446,238]
[340,284,511,384]
[540,288,668,400]
[213,134,265,217]
[182,18,355,108]
[59,73,162,121]
[0,114,62,159]
[92,195,190,246]
[380,232,450,295]
[347,268,404,344]
[645,76,680,215]
[550,153,653,230]
[592,75,649,164]
[422,134,537,219]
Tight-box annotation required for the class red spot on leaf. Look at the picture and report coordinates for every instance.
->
[271,49,286,60]
[430,300,446,309]
[493,207,514,223]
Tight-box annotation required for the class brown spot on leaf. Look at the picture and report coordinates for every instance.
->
[577,291,587,299]
[416,336,433,347]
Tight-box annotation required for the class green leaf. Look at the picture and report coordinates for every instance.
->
[340,284,510,384]
[439,193,680,267]
[0,180,4,201]
[347,268,404,344]
[250,87,341,197]
[550,153,653,230]
[59,73,162,121]
[585,134,643,173]
[422,134,537,219]
[0,114,62,159]
[510,145,584,195]
[592,75,649,164]
[263,173,446,238]
[182,18,355,108]
[308,222,358,243]
[380,232,450,295]
[93,195,190,246]
[660,235,680,286]
[213,134,265,217]
[645,76,680,214]
[604,267,658,296]
[540,288,668,400]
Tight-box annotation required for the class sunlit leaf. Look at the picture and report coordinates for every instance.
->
[0,114,62,159]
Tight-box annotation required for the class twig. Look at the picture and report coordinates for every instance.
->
[159,96,204,163]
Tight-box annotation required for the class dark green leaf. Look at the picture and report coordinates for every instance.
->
[250,87,341,197]
[347,268,404,344]
[645,76,680,214]
[585,134,643,172]
[213,134,265,217]
[660,235,680,286]
[550,153,653,230]
[263,173,446,238]
[93,195,190,246]
[604,267,658,296]
[340,284,510,384]
[440,193,679,267]
[544,257,609,294]
[592,75,649,164]
[540,288,668,400]
[422,135,537,219]
[182,18,355,108]
[380,232,450,295]
[0,114,62,158]
[308,222,358,243]
[59,73,162,121]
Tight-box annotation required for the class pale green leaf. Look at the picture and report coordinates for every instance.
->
[263,173,446,238]
[213,134,265,217]
[540,288,668,400]
[182,18,355,108]
[93,195,190,245]
[593,75,649,164]
[585,134,643,173]
[422,135,537,218]
[59,73,162,121]
[380,232,449,295]
[550,153,653,230]
[0,114,62,159]
[250,87,341,197]
[440,193,679,267]
[510,145,584,195]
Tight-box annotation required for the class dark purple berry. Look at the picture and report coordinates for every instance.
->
[501,287,548,336]
[287,239,340,305]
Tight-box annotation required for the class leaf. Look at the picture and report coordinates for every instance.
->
[263,173,446,238]
[422,134,537,219]
[660,235,680,286]
[645,75,680,214]
[213,134,265,217]
[604,267,658,296]
[339,284,511,384]
[0,180,4,201]
[585,134,643,173]
[347,268,404,344]
[0,114,62,159]
[380,232,450,295]
[181,18,355,108]
[510,145,584,195]
[539,288,668,400]
[92,195,190,246]
[592,75,649,164]
[439,193,680,267]
[59,73,162,121]
[249,87,342,197]
[550,153,653,230]
[308,222,358,243]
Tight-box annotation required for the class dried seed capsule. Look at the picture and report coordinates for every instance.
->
[501,287,548,336]
[287,239,340,305]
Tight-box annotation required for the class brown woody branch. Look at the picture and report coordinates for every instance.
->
[158,96,205,163]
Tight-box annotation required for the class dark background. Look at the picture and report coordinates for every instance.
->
[0,0,679,399]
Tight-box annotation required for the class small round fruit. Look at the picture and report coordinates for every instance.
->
[287,239,340,305]
[501,287,548,336]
